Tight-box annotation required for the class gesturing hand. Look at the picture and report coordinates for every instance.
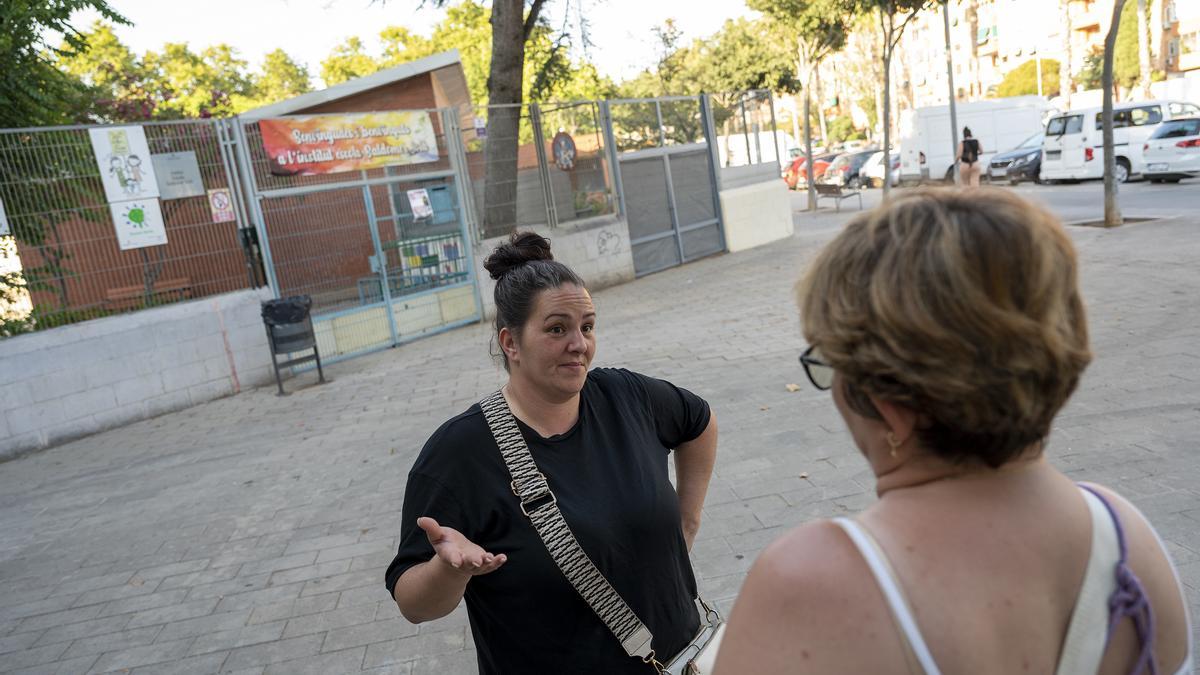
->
[417,517,507,576]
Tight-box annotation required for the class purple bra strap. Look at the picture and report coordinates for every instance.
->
[1079,484,1158,675]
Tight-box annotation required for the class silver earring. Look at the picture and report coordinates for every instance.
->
[886,431,902,459]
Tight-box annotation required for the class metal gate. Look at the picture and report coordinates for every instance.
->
[233,108,481,364]
[603,95,725,276]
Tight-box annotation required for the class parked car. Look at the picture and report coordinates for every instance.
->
[862,150,901,187]
[819,150,877,189]
[784,152,838,189]
[1142,117,1200,183]
[988,132,1045,184]
[1041,99,1200,183]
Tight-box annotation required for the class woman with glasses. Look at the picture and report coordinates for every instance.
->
[715,189,1192,674]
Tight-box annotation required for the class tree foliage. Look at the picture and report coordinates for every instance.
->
[996,58,1061,98]
[0,0,129,127]
[323,1,610,104]
[1112,0,1142,93]
[58,22,311,120]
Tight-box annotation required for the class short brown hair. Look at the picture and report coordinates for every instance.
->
[798,188,1092,467]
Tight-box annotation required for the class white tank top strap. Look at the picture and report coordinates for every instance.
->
[1055,487,1121,674]
[831,517,942,675]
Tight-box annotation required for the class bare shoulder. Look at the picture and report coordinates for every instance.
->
[1079,482,1192,673]
[713,520,906,675]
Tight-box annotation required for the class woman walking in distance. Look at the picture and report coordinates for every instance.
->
[387,232,719,674]
[958,127,984,187]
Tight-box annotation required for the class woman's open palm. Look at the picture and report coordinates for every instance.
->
[417,517,507,576]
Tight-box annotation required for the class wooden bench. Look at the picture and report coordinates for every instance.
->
[105,277,192,310]
[814,182,863,212]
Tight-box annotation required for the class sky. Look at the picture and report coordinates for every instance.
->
[71,0,759,84]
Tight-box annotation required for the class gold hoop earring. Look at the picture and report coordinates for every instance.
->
[886,431,902,459]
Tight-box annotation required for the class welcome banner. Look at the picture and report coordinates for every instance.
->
[259,111,440,176]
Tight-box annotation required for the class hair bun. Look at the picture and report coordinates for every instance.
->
[483,231,554,280]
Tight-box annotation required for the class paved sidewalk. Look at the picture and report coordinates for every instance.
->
[1,206,1198,673]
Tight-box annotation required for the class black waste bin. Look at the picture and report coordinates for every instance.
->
[261,295,326,395]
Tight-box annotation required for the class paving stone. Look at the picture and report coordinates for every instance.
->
[124,597,219,630]
[262,646,366,675]
[245,594,340,626]
[220,634,325,672]
[128,650,228,675]
[85,636,194,673]
[153,610,251,644]
[361,629,467,670]
[8,653,99,675]
[32,615,132,648]
[186,620,285,657]
[60,624,161,661]
[321,616,419,654]
[280,604,378,640]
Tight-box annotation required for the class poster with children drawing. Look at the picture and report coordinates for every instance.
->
[89,126,160,203]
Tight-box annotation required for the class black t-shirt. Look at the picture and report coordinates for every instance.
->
[961,138,980,163]
[385,368,711,674]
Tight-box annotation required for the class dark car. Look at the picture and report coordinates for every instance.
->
[818,150,877,189]
[988,132,1044,185]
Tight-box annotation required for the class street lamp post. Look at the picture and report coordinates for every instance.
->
[1034,47,1043,97]
[943,0,960,185]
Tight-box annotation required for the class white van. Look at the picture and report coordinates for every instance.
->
[1040,99,1200,183]
[898,96,1052,183]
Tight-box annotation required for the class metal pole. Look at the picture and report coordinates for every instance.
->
[441,108,485,324]
[767,91,781,169]
[943,1,961,186]
[739,98,752,166]
[529,103,557,228]
[230,118,282,296]
[599,101,628,219]
[361,183,400,345]
[699,94,727,253]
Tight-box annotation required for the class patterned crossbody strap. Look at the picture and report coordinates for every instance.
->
[478,390,656,663]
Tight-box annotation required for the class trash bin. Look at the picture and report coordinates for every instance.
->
[261,295,326,395]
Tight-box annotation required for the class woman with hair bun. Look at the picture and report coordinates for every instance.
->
[715,189,1192,675]
[386,231,719,674]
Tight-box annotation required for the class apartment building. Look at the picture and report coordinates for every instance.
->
[895,0,1197,109]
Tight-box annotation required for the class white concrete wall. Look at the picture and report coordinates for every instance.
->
[474,215,636,320]
[719,178,794,253]
[1,288,276,461]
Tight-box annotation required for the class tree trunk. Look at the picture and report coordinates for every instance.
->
[482,0,527,235]
[815,68,828,148]
[1103,0,1126,228]
[1060,0,1073,108]
[804,90,816,211]
[1137,0,1152,99]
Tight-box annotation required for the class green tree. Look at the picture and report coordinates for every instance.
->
[1113,0,1141,94]
[56,21,160,121]
[996,58,1061,98]
[751,0,853,206]
[320,37,383,86]
[235,49,312,111]
[139,42,252,118]
[1077,49,1104,92]
[0,0,128,127]
[847,0,934,194]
